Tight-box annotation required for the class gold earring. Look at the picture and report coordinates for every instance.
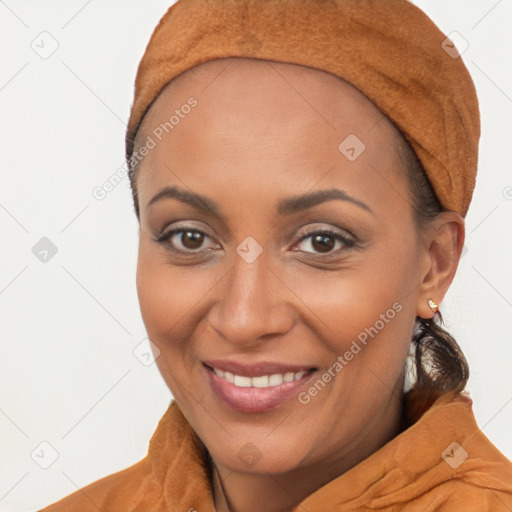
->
[427,299,438,312]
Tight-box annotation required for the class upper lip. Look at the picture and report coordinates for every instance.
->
[203,359,316,377]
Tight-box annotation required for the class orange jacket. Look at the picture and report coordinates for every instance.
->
[40,392,512,511]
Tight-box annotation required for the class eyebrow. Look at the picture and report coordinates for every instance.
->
[148,185,374,218]
[277,188,374,216]
[148,186,223,218]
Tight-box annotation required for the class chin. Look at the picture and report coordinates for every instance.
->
[194,419,316,475]
[210,438,311,475]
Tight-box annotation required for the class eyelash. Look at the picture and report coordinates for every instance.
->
[154,225,356,257]
[294,228,356,255]
[154,226,216,254]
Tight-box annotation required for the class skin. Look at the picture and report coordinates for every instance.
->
[133,57,464,512]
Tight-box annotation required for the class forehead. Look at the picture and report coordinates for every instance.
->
[140,57,400,143]
[135,57,408,215]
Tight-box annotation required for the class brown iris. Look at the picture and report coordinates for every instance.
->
[311,234,335,253]
[181,230,204,250]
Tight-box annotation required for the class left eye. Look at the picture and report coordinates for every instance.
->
[156,228,216,252]
[295,231,354,254]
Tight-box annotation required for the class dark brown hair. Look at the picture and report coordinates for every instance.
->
[396,136,470,426]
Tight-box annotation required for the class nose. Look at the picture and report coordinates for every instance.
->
[207,253,294,347]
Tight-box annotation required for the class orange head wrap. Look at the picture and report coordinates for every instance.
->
[126,0,480,217]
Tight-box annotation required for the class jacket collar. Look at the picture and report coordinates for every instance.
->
[146,391,510,510]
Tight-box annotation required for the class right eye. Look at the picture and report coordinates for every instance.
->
[155,226,220,254]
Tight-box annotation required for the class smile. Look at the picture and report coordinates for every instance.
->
[203,361,316,413]
[211,367,308,388]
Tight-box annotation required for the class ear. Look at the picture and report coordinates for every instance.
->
[415,211,465,319]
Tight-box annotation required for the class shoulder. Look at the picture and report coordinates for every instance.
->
[422,478,512,512]
[38,456,161,512]
[415,393,512,511]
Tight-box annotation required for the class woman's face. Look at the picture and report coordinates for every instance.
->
[134,58,433,475]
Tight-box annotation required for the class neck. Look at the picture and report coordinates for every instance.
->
[210,388,405,512]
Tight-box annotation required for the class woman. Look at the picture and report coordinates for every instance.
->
[41,0,512,510]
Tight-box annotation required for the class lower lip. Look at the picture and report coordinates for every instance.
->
[204,365,315,413]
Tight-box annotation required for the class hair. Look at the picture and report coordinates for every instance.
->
[396,135,470,427]
[128,146,141,219]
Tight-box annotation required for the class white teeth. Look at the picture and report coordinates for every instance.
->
[213,367,225,378]
[234,375,252,388]
[268,373,283,386]
[212,367,310,388]
[252,375,269,388]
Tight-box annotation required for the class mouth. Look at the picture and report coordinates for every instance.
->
[202,360,317,413]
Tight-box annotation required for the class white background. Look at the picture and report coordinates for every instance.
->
[1,1,511,510]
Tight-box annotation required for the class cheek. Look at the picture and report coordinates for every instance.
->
[135,243,198,374]
[135,240,223,396]
[136,241,206,339]
[289,240,417,386]
[291,252,413,337]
